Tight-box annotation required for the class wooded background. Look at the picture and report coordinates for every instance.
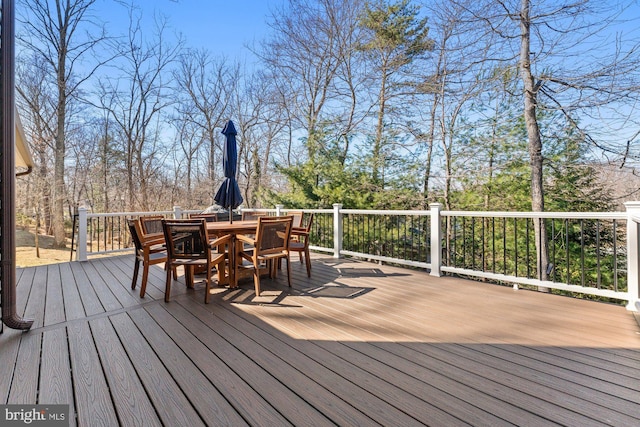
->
[13,0,640,247]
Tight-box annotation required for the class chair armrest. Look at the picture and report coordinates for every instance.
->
[147,243,166,253]
[291,229,309,237]
[142,234,165,247]
[209,234,232,248]
[236,234,256,246]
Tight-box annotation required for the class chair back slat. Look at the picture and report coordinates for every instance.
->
[242,211,268,221]
[140,215,165,235]
[304,213,314,231]
[162,219,209,260]
[189,213,219,222]
[256,216,292,254]
[290,211,304,228]
[127,219,144,252]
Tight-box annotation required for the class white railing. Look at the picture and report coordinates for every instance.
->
[74,202,640,311]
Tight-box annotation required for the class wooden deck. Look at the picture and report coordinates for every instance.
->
[1,253,639,426]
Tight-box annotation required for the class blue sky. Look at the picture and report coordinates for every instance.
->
[94,0,282,60]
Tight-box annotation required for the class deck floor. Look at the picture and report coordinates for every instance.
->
[1,253,639,426]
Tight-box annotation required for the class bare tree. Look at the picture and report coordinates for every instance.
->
[173,50,236,205]
[16,53,55,234]
[258,0,361,163]
[97,6,181,210]
[459,0,640,281]
[232,71,290,207]
[17,0,110,247]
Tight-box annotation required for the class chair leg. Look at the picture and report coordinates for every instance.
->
[185,265,194,289]
[253,260,262,296]
[304,248,311,277]
[165,262,178,280]
[205,262,212,304]
[131,258,140,290]
[140,262,150,297]
[286,256,292,287]
[164,263,173,303]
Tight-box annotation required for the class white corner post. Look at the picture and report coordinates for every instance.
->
[333,203,343,258]
[430,203,442,277]
[624,202,640,311]
[77,207,88,261]
[173,206,182,219]
[276,204,283,216]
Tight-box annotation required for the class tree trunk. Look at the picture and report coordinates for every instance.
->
[519,0,550,286]
[422,94,438,209]
[373,72,386,187]
[53,98,66,247]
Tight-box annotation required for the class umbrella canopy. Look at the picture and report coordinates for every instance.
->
[214,120,243,221]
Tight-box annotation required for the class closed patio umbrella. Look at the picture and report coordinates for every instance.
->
[214,120,243,223]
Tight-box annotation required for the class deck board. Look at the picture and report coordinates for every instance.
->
[68,261,105,317]
[1,253,639,426]
[67,321,119,426]
[147,302,290,426]
[60,262,86,321]
[90,316,161,426]
[130,306,251,426]
[163,300,313,426]
[40,328,76,426]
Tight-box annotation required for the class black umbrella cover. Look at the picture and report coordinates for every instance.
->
[214,120,243,210]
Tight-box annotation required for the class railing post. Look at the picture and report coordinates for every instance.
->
[333,203,343,258]
[624,201,640,311]
[430,203,442,277]
[276,204,283,216]
[173,206,182,219]
[77,207,88,261]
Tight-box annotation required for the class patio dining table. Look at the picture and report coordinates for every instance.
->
[206,220,258,288]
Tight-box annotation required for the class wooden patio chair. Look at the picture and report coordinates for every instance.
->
[236,216,293,296]
[162,219,231,303]
[127,218,175,298]
[189,213,222,243]
[241,211,268,221]
[139,215,165,236]
[288,212,314,277]
[289,211,304,229]
[189,212,219,222]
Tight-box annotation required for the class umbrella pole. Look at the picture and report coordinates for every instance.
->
[229,207,233,223]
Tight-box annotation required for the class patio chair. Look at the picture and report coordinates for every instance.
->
[236,216,293,296]
[189,213,222,242]
[288,212,314,277]
[241,211,268,221]
[127,218,175,298]
[289,211,304,229]
[162,219,231,303]
[189,212,219,222]
[139,215,165,235]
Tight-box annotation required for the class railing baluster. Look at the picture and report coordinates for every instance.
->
[491,217,496,273]
[580,219,585,287]
[526,218,530,278]
[565,218,570,285]
[613,219,618,292]
[596,219,601,289]
[513,218,519,277]
[503,218,507,276]
[551,219,556,282]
